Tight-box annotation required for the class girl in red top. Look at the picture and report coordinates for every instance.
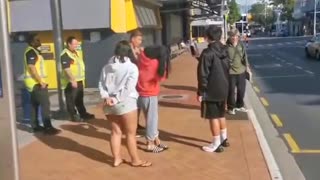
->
[137,46,171,153]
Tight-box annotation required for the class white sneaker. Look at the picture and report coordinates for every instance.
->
[236,107,248,112]
[202,143,223,153]
[202,144,216,152]
[227,109,236,115]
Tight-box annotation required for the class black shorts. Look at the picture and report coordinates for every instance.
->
[201,101,226,119]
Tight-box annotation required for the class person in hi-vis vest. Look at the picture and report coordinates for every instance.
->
[24,34,61,135]
[60,36,95,122]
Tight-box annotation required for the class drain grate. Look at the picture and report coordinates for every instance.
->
[159,94,188,101]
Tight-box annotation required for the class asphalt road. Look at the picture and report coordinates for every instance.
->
[248,36,320,180]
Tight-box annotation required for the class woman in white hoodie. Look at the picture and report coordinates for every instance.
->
[99,40,151,168]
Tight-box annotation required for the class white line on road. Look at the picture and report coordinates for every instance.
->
[305,70,314,74]
[296,66,303,69]
[286,63,293,65]
[254,74,313,79]
[267,44,273,47]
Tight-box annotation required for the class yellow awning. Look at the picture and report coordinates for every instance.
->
[111,0,138,33]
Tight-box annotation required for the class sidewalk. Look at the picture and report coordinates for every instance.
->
[19,53,271,180]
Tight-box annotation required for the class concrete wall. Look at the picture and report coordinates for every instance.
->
[81,29,127,88]
[162,13,184,45]
[10,0,110,32]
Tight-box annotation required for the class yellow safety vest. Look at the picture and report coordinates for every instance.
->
[24,47,47,92]
[60,48,85,89]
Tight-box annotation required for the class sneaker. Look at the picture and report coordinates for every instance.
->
[227,109,236,115]
[70,114,83,122]
[221,139,230,147]
[32,126,45,133]
[43,127,61,135]
[236,107,248,112]
[202,144,224,153]
[81,113,95,120]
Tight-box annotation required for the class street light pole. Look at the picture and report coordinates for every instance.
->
[0,0,20,179]
[50,0,66,114]
[314,0,318,36]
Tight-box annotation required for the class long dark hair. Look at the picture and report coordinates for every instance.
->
[114,40,131,63]
[144,45,171,78]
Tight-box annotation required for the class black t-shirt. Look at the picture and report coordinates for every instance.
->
[25,49,38,65]
[61,52,73,69]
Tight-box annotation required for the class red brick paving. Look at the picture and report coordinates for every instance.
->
[19,53,271,180]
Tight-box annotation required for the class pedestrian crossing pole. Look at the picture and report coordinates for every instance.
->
[0,0,21,179]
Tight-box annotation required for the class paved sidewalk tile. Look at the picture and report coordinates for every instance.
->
[19,53,271,180]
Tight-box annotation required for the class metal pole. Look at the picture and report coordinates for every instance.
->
[265,1,267,28]
[0,0,20,179]
[50,0,66,113]
[314,0,317,36]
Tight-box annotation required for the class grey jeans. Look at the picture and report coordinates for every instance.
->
[138,96,159,141]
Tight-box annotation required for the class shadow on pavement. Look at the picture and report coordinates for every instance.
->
[60,122,111,141]
[162,85,197,92]
[35,134,114,166]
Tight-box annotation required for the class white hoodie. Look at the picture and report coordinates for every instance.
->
[98,56,139,104]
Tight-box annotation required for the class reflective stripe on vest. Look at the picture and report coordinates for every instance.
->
[61,49,85,80]
[24,47,47,79]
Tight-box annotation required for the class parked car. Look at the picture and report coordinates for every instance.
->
[305,35,320,59]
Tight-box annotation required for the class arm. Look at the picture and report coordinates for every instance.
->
[98,66,110,99]
[113,65,139,103]
[197,50,212,97]
[25,50,46,86]
[61,53,77,87]
[243,47,251,72]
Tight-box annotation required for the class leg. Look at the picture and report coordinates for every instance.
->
[65,83,77,119]
[30,85,40,129]
[143,97,165,153]
[236,73,246,108]
[107,115,123,167]
[121,110,140,163]
[37,87,52,128]
[227,75,237,112]
[209,119,221,137]
[75,81,88,117]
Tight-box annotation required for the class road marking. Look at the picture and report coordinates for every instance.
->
[298,150,320,153]
[286,62,293,65]
[255,74,312,79]
[296,66,303,69]
[253,86,260,93]
[260,97,269,106]
[270,114,283,127]
[305,70,314,74]
[285,42,292,44]
[278,43,284,46]
[267,44,273,47]
[283,133,301,153]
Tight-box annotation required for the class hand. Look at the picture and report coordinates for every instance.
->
[104,98,117,107]
[40,82,48,89]
[197,95,203,102]
[71,81,78,88]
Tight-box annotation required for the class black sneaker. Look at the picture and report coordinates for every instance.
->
[70,114,83,122]
[43,127,61,135]
[221,139,230,147]
[81,113,95,120]
[32,126,45,133]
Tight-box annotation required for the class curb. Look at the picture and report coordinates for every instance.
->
[244,83,283,180]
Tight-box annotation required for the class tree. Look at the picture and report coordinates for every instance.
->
[271,0,295,20]
[249,3,275,26]
[227,0,241,25]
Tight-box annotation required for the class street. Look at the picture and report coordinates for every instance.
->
[248,36,320,180]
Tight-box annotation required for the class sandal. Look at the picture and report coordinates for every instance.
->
[131,161,152,168]
[157,143,169,150]
[146,145,165,153]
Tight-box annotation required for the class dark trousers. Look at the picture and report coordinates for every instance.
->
[227,73,246,110]
[64,81,87,118]
[30,84,52,128]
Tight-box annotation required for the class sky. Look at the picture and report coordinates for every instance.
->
[237,0,258,13]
